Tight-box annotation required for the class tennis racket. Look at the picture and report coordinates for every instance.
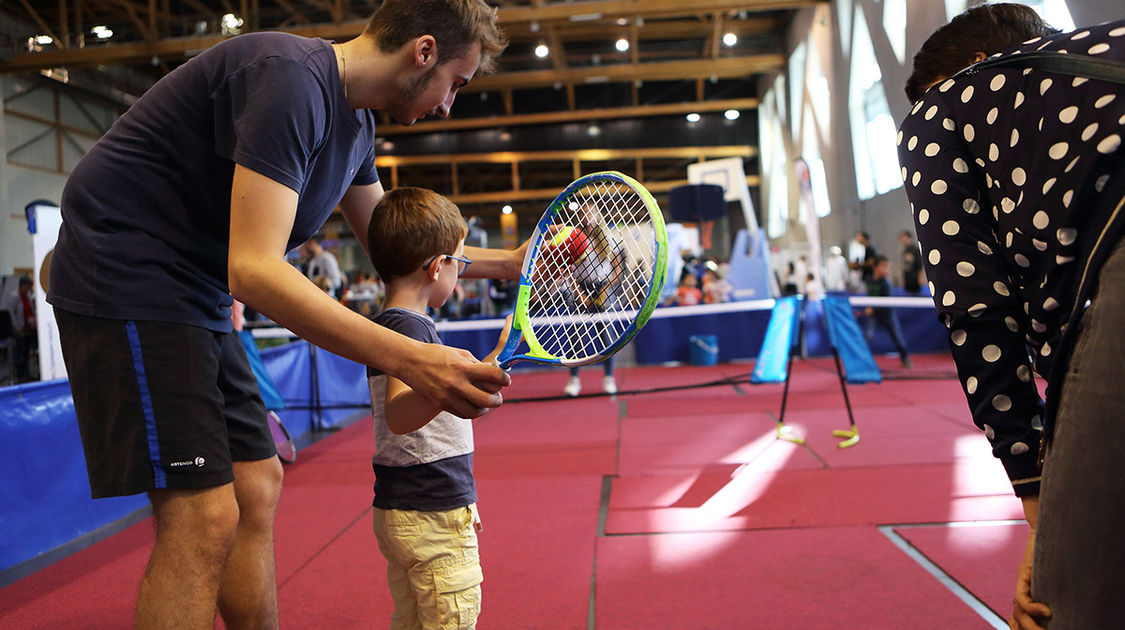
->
[268,411,297,464]
[495,171,668,368]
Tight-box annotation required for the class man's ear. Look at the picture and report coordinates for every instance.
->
[415,35,437,68]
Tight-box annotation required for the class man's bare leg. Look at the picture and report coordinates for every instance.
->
[218,457,284,630]
[137,484,240,630]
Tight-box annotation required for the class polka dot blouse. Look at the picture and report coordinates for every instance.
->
[898,20,1125,496]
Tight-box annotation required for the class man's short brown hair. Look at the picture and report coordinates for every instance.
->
[367,187,467,281]
[365,0,508,73]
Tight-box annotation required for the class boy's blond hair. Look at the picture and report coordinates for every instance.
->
[367,187,467,281]
[364,0,508,74]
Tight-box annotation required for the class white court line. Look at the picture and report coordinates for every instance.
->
[878,522,1019,629]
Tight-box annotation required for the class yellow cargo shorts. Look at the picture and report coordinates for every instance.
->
[373,504,483,630]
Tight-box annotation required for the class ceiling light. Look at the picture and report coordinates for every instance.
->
[534,43,549,58]
[221,13,243,29]
[588,124,602,137]
[34,35,53,45]
[615,38,630,52]
[617,18,629,26]
[501,205,513,215]
[724,109,740,120]
[91,25,113,39]
[686,113,701,123]
[723,32,738,47]
[499,131,512,141]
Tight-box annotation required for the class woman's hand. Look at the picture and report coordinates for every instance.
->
[1010,496,1050,630]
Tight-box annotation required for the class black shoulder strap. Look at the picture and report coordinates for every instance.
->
[961,50,1125,84]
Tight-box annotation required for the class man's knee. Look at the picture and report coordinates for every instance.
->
[233,457,284,531]
[151,486,241,555]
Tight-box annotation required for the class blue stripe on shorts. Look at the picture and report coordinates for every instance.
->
[125,321,166,489]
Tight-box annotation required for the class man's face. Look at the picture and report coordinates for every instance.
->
[390,42,482,126]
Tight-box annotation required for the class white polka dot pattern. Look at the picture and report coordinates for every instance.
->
[897,19,1125,489]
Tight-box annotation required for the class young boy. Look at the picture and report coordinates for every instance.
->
[862,255,911,368]
[365,187,514,629]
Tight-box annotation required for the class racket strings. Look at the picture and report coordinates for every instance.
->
[527,180,659,361]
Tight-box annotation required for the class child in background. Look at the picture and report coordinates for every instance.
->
[701,263,733,304]
[676,272,703,306]
[365,187,516,630]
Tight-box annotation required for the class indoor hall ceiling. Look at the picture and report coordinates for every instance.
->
[1,0,821,229]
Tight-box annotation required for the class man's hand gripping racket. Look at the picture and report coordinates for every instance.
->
[493,171,668,369]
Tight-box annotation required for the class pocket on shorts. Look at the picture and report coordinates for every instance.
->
[433,563,483,630]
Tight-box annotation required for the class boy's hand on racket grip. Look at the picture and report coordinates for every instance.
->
[484,314,520,368]
[407,344,510,419]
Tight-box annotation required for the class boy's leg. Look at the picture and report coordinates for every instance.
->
[373,509,423,630]
[882,313,911,365]
[394,507,483,630]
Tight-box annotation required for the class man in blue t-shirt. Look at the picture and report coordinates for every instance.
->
[47,1,512,627]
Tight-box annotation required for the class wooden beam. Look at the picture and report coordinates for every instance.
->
[2,0,812,72]
[709,12,723,59]
[462,54,783,92]
[380,97,759,136]
[443,175,760,206]
[376,145,756,168]
[497,0,819,24]
[503,15,778,43]
[58,0,70,49]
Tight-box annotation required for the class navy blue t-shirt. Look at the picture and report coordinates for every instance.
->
[49,32,378,331]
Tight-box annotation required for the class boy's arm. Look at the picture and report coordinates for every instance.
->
[383,376,444,435]
[385,315,516,434]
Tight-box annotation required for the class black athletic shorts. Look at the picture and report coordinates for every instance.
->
[55,308,275,499]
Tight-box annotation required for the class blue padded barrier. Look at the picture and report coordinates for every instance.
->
[0,380,148,573]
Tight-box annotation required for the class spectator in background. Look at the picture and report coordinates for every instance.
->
[701,262,733,304]
[898,230,924,295]
[824,245,851,293]
[849,231,878,285]
[804,272,824,301]
[1,276,36,381]
[675,272,703,306]
[862,256,911,368]
[302,237,343,298]
[781,261,800,296]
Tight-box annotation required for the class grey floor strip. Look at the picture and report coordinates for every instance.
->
[878,524,1008,629]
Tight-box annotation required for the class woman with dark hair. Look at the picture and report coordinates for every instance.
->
[899,5,1125,629]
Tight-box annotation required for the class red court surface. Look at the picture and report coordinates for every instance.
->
[1,355,1025,629]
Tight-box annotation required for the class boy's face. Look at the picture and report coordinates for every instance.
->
[429,238,468,309]
[875,261,891,278]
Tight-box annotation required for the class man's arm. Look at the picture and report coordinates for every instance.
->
[463,241,527,281]
[226,165,508,418]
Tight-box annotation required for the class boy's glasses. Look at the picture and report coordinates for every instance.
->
[421,253,472,277]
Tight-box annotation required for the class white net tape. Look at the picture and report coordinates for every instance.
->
[526,178,658,361]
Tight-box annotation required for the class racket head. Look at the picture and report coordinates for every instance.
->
[268,411,297,464]
[497,171,668,368]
